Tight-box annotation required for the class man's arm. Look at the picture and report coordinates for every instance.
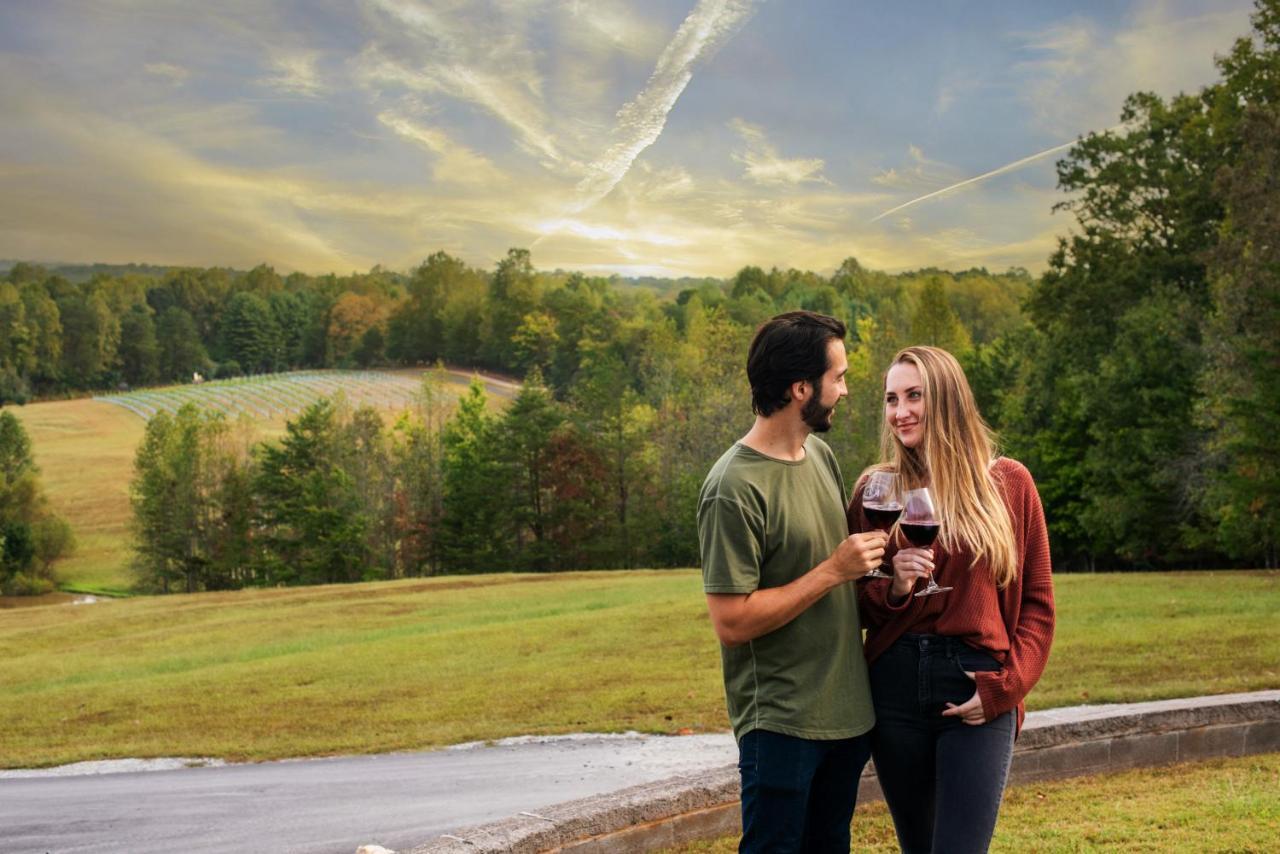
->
[705,531,886,647]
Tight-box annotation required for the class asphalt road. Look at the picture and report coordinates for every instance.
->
[0,733,737,854]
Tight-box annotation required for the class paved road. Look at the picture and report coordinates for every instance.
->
[0,733,736,854]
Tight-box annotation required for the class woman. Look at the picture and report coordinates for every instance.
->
[850,346,1055,854]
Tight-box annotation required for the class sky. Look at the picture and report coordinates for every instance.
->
[0,0,1259,278]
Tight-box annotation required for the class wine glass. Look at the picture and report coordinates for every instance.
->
[860,470,901,579]
[901,487,951,597]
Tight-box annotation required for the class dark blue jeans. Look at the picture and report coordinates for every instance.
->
[869,634,1016,854]
[737,728,872,854]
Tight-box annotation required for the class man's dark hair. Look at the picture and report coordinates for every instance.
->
[747,311,846,417]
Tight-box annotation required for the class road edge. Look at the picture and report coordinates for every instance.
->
[406,690,1280,853]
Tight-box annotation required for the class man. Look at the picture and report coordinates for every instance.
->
[697,310,887,853]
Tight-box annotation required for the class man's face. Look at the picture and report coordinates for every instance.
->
[801,339,849,433]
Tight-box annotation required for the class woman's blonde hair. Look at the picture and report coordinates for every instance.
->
[874,345,1017,587]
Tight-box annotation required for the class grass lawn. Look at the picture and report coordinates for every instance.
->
[3,370,492,594]
[664,752,1280,853]
[1,569,1276,768]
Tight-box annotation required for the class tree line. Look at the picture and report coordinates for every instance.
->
[0,252,1023,403]
[122,255,1031,591]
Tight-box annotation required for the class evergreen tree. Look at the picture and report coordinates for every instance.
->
[495,374,568,571]
[571,341,656,569]
[253,400,370,585]
[439,379,507,571]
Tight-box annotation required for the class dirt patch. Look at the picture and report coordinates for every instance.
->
[0,592,79,609]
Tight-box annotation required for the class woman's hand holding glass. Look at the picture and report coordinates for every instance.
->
[889,547,934,601]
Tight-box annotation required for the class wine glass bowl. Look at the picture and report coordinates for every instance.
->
[860,471,900,579]
[902,487,951,597]
[900,520,939,548]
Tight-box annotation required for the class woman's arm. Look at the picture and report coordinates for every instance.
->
[973,463,1056,721]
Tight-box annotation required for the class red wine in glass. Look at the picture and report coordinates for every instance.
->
[865,505,904,531]
[859,471,899,579]
[902,488,951,596]
[900,521,939,548]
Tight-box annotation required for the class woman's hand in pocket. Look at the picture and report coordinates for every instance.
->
[942,673,987,726]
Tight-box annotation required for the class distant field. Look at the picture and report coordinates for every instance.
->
[0,570,1275,769]
[7,399,144,595]
[5,369,506,594]
[665,753,1280,853]
[93,368,516,421]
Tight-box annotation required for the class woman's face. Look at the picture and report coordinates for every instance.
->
[885,361,925,449]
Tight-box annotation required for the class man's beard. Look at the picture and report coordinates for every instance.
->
[801,384,835,432]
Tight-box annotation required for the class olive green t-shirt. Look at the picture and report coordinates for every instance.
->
[698,435,874,742]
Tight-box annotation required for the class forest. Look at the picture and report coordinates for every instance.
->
[0,2,1276,591]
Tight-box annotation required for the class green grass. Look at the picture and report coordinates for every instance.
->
[665,752,1280,853]
[0,570,1276,769]
[7,398,144,595]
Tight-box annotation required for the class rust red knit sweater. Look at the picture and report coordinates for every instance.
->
[850,457,1055,731]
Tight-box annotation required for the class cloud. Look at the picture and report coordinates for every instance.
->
[1013,1,1254,135]
[377,110,504,184]
[729,118,829,187]
[12,0,1208,281]
[559,0,668,59]
[623,161,696,202]
[130,102,287,153]
[532,217,691,247]
[144,62,189,86]
[572,0,763,209]
[0,65,492,273]
[870,144,962,190]
[358,0,563,163]
[933,74,983,116]
[261,51,324,97]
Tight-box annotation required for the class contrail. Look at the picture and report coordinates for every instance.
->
[869,127,1125,223]
[573,0,762,210]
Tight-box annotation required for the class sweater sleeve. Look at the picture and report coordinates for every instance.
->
[975,463,1055,721]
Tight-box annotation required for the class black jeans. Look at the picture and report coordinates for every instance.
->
[737,728,872,854]
[869,634,1016,854]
